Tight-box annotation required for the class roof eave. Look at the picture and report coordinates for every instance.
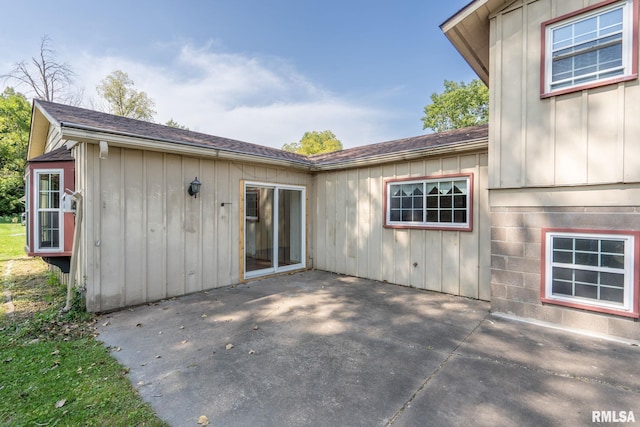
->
[440,0,515,86]
[59,124,315,171]
[27,101,61,160]
[314,138,488,171]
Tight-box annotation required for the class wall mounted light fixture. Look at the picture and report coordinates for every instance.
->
[188,177,201,198]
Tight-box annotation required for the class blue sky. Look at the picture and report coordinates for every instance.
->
[0,1,475,148]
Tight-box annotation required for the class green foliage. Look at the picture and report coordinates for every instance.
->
[282,130,343,155]
[0,257,166,426]
[421,79,489,133]
[96,70,156,121]
[165,118,189,130]
[0,88,30,216]
[0,338,167,426]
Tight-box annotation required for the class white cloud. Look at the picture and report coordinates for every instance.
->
[73,43,397,148]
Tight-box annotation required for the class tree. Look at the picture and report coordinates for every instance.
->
[282,130,343,155]
[0,88,31,216]
[165,118,189,130]
[96,70,156,121]
[421,79,489,133]
[2,35,80,104]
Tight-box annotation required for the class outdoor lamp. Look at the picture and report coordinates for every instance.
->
[188,177,202,198]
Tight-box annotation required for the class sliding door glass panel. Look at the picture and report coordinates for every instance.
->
[245,187,274,273]
[244,183,305,278]
[278,189,302,266]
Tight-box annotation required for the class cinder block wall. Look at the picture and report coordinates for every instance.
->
[490,206,640,341]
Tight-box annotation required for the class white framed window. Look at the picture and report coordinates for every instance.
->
[24,172,30,251]
[385,174,472,230]
[542,0,636,96]
[542,230,638,317]
[34,169,64,252]
[245,189,259,221]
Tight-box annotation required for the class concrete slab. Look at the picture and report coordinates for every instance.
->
[96,271,640,426]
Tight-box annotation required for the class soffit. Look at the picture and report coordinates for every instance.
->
[441,0,517,85]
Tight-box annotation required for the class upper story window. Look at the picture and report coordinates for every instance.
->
[35,169,63,251]
[542,230,639,318]
[384,174,472,231]
[542,0,637,97]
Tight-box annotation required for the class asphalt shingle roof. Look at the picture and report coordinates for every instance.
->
[310,125,488,165]
[36,100,309,165]
[35,100,488,169]
[29,146,74,162]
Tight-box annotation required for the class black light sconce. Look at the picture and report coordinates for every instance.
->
[188,177,202,198]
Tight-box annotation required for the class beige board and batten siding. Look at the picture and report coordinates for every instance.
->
[489,0,640,193]
[77,142,312,312]
[314,152,491,300]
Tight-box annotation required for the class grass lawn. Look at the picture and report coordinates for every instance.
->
[0,223,27,262]
[0,231,168,425]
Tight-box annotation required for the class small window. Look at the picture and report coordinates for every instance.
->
[542,230,638,318]
[245,189,259,221]
[542,0,636,96]
[385,174,472,230]
[35,170,63,251]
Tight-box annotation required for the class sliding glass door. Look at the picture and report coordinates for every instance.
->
[244,182,305,278]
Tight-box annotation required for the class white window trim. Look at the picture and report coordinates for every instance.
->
[543,0,634,94]
[34,169,64,253]
[24,171,30,252]
[544,231,635,314]
[385,175,471,230]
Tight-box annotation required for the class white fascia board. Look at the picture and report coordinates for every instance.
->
[59,126,314,171]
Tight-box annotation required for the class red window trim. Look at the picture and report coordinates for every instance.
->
[26,160,75,257]
[539,0,639,98]
[383,173,474,232]
[540,228,640,319]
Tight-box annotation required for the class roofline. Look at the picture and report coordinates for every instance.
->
[61,122,488,172]
[313,138,488,171]
[440,0,516,86]
[59,124,316,171]
[33,100,488,172]
[440,0,486,30]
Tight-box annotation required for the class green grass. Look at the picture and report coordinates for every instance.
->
[0,223,27,261]
[0,238,167,425]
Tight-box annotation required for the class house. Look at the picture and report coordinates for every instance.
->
[25,100,490,314]
[25,0,639,342]
[443,0,639,340]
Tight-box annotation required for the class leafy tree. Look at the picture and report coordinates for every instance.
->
[282,130,343,155]
[96,70,156,121]
[421,79,489,133]
[2,35,81,104]
[165,118,189,130]
[0,88,31,215]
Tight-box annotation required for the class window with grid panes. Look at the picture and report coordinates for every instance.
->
[543,231,637,317]
[386,175,471,229]
[542,0,635,95]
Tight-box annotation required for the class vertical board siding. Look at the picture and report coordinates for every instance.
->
[491,0,640,190]
[124,150,145,305]
[314,153,490,300]
[81,146,312,312]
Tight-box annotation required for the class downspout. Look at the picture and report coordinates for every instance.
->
[62,191,83,312]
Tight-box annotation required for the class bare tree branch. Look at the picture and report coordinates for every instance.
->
[1,35,81,105]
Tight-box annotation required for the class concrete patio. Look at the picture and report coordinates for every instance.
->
[96,271,640,426]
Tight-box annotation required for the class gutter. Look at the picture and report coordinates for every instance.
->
[59,123,315,171]
[312,138,487,171]
[57,119,487,173]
